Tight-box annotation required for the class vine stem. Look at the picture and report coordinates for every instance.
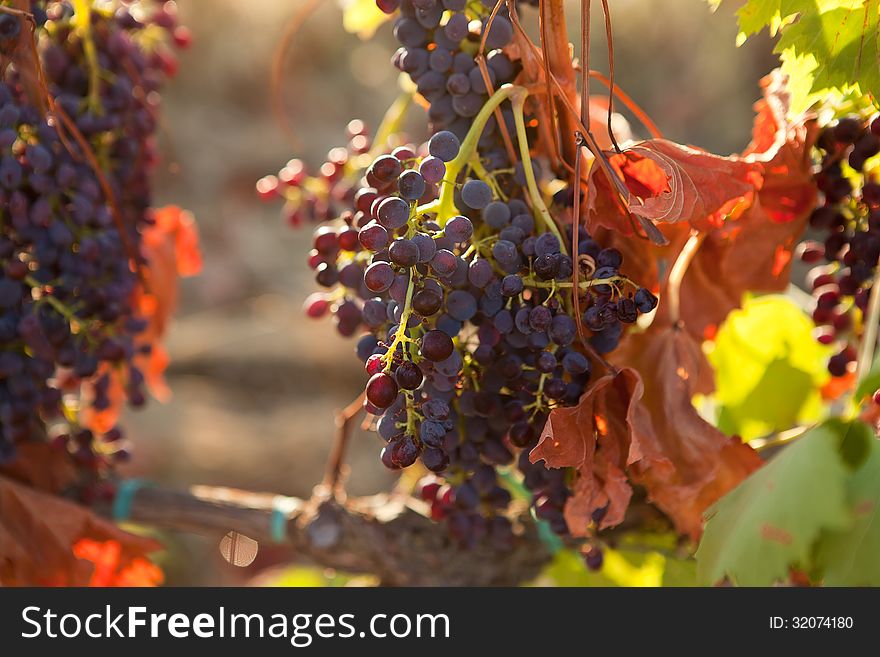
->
[510,88,568,254]
[422,85,519,224]
[665,231,705,328]
[476,0,518,166]
[541,0,579,169]
[320,392,366,497]
[855,255,880,388]
[366,89,414,162]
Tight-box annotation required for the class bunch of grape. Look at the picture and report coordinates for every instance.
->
[273,0,657,546]
[0,1,185,485]
[300,125,655,545]
[798,114,880,378]
[380,0,520,166]
[256,120,373,227]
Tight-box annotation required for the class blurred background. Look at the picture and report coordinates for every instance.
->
[119,0,778,584]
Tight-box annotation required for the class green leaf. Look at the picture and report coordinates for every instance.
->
[533,535,696,587]
[712,0,880,112]
[707,296,831,441]
[535,549,618,587]
[815,437,880,585]
[696,420,857,586]
[340,0,393,40]
[777,1,880,111]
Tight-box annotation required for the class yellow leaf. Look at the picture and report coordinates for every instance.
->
[340,0,393,40]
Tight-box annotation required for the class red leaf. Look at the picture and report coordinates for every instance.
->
[0,443,77,494]
[667,71,818,341]
[530,369,651,534]
[0,476,160,586]
[616,327,763,538]
[531,328,762,539]
[586,139,760,236]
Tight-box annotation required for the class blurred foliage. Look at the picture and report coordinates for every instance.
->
[706,296,831,441]
[341,0,392,38]
[251,565,379,587]
[535,534,696,587]
[696,420,876,586]
[711,0,880,114]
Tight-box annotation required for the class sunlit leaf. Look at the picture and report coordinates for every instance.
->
[707,295,831,441]
[714,0,880,113]
[340,0,393,40]
[695,420,866,586]
[815,437,880,585]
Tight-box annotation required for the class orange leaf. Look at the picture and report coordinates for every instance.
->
[668,70,817,341]
[73,539,163,587]
[81,206,201,433]
[586,139,760,236]
[0,475,160,586]
[532,328,762,539]
[530,369,651,534]
[617,327,763,538]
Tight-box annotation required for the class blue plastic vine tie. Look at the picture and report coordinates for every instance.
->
[270,496,299,543]
[112,478,151,523]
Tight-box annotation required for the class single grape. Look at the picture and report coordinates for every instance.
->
[420,329,454,361]
[460,179,492,209]
[428,130,461,162]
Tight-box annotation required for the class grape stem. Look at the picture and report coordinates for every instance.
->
[381,208,420,372]
[366,89,414,163]
[24,275,82,326]
[510,87,569,255]
[855,254,880,390]
[521,274,634,290]
[421,85,520,223]
[72,0,102,115]
[320,392,366,497]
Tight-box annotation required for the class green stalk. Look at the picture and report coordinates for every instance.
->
[72,0,102,115]
[422,84,520,225]
[855,257,880,390]
[510,88,567,255]
[367,90,414,162]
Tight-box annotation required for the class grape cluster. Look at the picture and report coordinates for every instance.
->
[0,2,185,484]
[799,114,880,378]
[256,120,372,227]
[272,0,658,546]
[301,125,655,545]
[380,0,520,171]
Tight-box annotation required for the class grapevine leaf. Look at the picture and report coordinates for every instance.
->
[585,139,760,236]
[594,71,815,342]
[776,1,880,108]
[695,420,861,586]
[340,0,393,40]
[530,369,644,534]
[714,0,880,112]
[854,351,880,400]
[615,327,763,538]
[0,475,161,586]
[0,443,77,494]
[708,296,831,441]
[815,435,880,585]
[666,70,817,341]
